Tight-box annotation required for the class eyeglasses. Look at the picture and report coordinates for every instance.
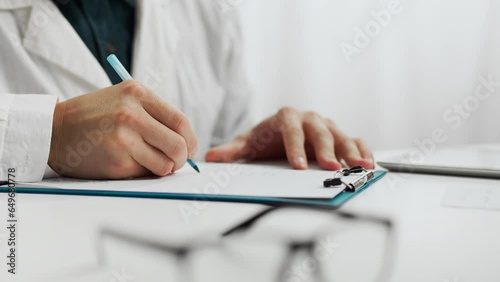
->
[89,205,396,282]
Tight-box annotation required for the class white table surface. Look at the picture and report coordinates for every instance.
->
[1,149,499,282]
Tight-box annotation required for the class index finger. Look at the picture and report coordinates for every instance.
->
[277,108,308,169]
[141,88,198,158]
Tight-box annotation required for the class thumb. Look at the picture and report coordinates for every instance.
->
[205,136,248,163]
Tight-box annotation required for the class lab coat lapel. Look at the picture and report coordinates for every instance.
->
[132,0,180,106]
[0,0,33,9]
[22,0,111,89]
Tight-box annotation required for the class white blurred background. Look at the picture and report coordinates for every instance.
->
[235,0,500,150]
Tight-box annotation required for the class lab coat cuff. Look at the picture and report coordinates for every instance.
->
[0,94,58,182]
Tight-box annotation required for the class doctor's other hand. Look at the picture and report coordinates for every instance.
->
[205,107,374,170]
[48,81,198,179]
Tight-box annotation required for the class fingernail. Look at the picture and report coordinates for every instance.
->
[325,157,341,169]
[295,156,307,169]
[356,158,372,168]
[325,156,339,164]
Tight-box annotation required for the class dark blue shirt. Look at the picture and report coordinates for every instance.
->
[53,0,136,85]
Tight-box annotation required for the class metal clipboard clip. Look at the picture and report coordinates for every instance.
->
[323,166,374,192]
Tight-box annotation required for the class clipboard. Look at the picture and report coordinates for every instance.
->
[0,171,386,209]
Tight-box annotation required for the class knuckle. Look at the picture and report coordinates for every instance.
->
[324,118,336,128]
[114,106,133,123]
[353,137,363,144]
[114,107,142,128]
[113,129,136,151]
[169,136,188,159]
[277,106,297,119]
[121,80,148,100]
[304,111,320,120]
[171,111,188,132]
[303,118,328,135]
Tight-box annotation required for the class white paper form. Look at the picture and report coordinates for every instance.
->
[21,162,362,199]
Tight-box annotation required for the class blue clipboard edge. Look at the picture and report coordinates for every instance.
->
[0,171,386,209]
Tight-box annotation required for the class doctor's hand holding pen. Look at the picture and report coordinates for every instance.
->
[48,80,198,180]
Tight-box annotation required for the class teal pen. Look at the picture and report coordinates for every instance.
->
[107,54,200,173]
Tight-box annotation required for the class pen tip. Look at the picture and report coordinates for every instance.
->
[187,159,200,173]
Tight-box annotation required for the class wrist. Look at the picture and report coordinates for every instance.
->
[48,100,65,170]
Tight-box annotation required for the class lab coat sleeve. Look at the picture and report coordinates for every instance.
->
[0,94,58,182]
[210,12,255,147]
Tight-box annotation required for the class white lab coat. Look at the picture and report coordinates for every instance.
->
[0,0,253,181]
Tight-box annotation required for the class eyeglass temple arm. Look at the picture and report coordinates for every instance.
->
[221,205,392,237]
